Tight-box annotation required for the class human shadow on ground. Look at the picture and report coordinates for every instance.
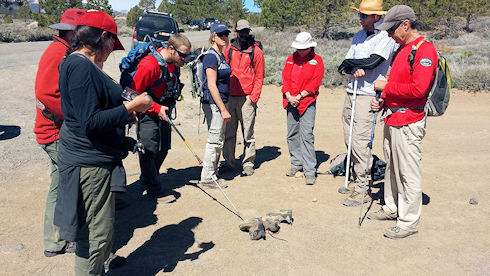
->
[0,125,20,140]
[219,146,281,180]
[112,166,202,255]
[108,217,214,275]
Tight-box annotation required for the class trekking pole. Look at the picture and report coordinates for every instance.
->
[358,90,382,228]
[340,78,358,193]
[167,118,243,221]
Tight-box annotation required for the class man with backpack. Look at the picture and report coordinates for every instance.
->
[223,19,265,176]
[129,34,191,196]
[368,5,438,239]
[33,8,86,257]
[337,0,398,207]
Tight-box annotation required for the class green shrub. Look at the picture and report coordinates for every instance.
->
[4,16,13,24]
[452,66,490,91]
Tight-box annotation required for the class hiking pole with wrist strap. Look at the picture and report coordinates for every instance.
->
[167,118,243,221]
[358,90,382,228]
[340,78,358,194]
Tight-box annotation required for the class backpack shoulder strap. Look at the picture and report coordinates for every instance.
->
[228,47,233,63]
[409,39,427,74]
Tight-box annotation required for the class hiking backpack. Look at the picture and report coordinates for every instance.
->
[329,153,386,182]
[189,48,226,100]
[408,40,451,116]
[119,38,183,106]
[227,41,263,67]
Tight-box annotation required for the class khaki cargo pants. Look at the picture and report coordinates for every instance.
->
[382,117,427,232]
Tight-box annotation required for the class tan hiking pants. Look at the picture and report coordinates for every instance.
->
[342,93,375,191]
[223,96,257,169]
[382,117,426,232]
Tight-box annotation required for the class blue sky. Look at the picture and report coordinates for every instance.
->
[108,0,260,13]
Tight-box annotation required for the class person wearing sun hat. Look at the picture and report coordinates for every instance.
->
[34,8,86,258]
[54,10,152,275]
[368,5,438,239]
[281,32,324,185]
[337,0,398,207]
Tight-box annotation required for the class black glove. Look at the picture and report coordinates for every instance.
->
[338,59,356,75]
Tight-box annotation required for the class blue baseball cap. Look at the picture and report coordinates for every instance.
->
[210,23,229,34]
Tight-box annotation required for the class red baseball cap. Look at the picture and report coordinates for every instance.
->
[49,8,86,30]
[76,10,124,51]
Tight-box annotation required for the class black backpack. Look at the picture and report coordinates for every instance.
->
[227,40,263,67]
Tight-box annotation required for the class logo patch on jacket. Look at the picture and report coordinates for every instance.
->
[309,59,318,65]
[420,58,432,67]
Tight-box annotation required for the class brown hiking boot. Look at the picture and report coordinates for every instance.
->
[384,226,418,239]
[342,190,371,207]
[338,180,357,194]
[366,208,397,220]
[239,217,265,240]
[198,178,228,189]
[266,209,293,224]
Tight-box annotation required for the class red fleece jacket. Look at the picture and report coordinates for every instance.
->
[281,51,324,115]
[33,36,68,144]
[224,41,265,103]
[382,36,437,126]
[130,48,177,117]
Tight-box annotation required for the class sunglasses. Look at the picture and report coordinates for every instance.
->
[170,43,189,58]
[217,31,230,38]
[358,13,369,19]
[386,20,404,35]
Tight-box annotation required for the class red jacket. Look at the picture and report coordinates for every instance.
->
[130,48,177,117]
[224,39,265,103]
[33,36,68,144]
[382,36,438,126]
[281,51,324,115]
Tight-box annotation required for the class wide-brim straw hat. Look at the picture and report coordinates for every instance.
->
[291,32,317,50]
[351,0,387,15]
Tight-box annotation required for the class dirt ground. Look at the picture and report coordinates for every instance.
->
[0,38,489,275]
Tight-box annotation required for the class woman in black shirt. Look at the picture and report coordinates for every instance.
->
[55,11,151,275]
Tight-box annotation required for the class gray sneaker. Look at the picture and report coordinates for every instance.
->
[383,226,418,239]
[343,191,371,207]
[242,166,254,176]
[198,178,228,189]
[366,208,397,220]
[305,175,316,185]
[286,167,301,177]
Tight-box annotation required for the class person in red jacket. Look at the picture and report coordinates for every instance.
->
[130,34,191,196]
[223,19,265,176]
[368,5,438,239]
[281,32,324,185]
[33,8,85,257]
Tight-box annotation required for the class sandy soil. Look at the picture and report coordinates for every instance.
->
[0,38,489,275]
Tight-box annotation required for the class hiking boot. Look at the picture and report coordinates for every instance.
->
[343,191,372,207]
[104,253,126,273]
[239,217,265,240]
[383,226,418,239]
[266,209,293,224]
[198,178,228,189]
[44,241,76,257]
[242,166,254,176]
[305,175,316,185]
[338,180,356,194]
[286,167,301,177]
[262,215,280,233]
[367,208,397,221]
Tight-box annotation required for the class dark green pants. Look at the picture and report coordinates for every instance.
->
[138,114,171,193]
[40,141,68,252]
[75,166,115,276]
